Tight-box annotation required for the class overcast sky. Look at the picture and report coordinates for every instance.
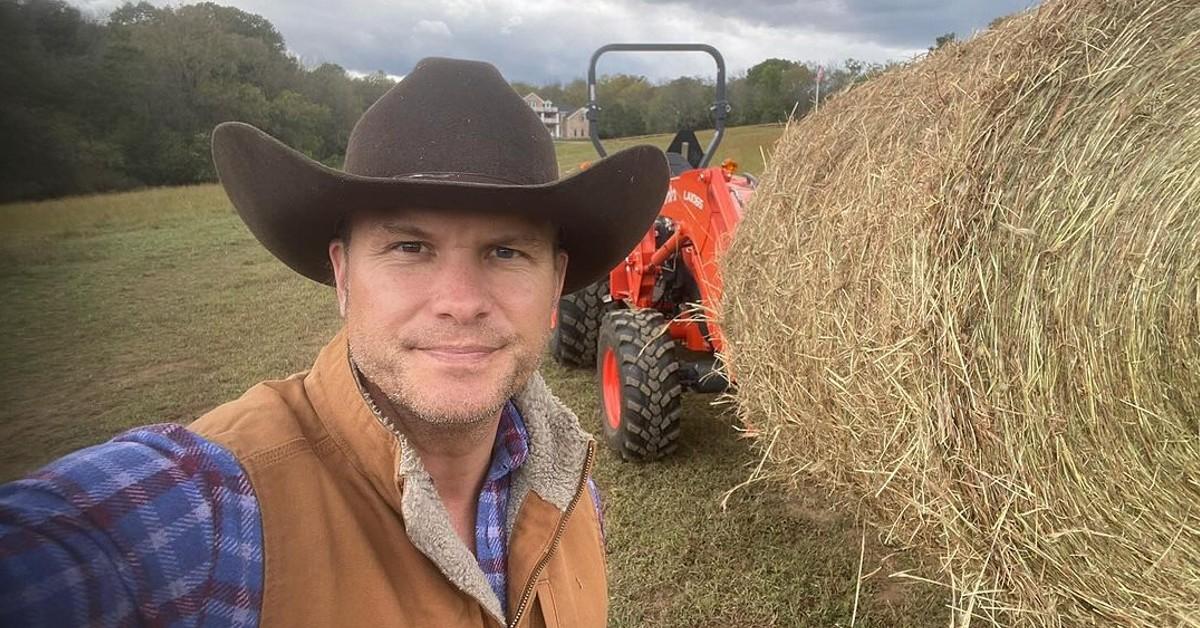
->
[71,0,1039,84]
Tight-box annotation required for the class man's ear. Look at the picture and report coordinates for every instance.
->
[553,250,569,303]
[328,238,349,317]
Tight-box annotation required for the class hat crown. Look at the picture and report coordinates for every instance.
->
[343,57,558,185]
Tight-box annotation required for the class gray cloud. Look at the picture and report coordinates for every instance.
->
[626,0,1038,49]
[72,0,1039,84]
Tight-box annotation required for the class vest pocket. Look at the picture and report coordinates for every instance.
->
[534,579,560,628]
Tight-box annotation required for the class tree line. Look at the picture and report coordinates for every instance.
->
[1,0,396,202]
[1,0,893,203]
[513,56,888,140]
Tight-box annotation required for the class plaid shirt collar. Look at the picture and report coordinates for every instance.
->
[475,400,530,617]
[487,401,530,484]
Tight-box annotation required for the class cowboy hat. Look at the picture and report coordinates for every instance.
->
[211,56,669,294]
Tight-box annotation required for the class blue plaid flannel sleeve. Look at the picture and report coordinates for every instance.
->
[0,423,263,627]
[587,477,605,548]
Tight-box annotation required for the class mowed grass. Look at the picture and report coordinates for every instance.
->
[555,124,784,177]
[0,125,945,627]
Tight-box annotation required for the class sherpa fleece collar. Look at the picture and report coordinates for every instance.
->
[302,329,593,624]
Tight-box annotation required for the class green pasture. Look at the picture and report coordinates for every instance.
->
[0,125,944,626]
[555,124,783,176]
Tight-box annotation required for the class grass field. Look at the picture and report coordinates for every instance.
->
[0,125,944,626]
[554,124,784,177]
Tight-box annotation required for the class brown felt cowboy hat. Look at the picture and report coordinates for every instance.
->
[211,56,669,294]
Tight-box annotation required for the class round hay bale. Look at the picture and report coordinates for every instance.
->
[719,0,1199,625]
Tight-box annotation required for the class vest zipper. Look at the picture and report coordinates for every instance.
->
[507,439,596,628]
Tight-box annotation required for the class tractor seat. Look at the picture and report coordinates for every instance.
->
[665,129,705,176]
[666,152,693,176]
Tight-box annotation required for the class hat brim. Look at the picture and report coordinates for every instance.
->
[211,121,669,294]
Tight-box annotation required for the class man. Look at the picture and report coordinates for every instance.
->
[0,57,668,627]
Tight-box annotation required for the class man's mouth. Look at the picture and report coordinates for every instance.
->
[417,344,501,365]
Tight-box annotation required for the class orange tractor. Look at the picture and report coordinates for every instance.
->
[550,44,755,461]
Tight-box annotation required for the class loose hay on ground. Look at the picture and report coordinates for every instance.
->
[719,0,1200,625]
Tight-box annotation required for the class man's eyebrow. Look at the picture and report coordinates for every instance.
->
[487,233,551,249]
[376,221,434,239]
[374,221,551,248]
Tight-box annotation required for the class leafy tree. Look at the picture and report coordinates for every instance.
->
[268,90,332,159]
[931,32,957,51]
[596,101,645,139]
[780,64,815,118]
[595,74,652,137]
[559,79,587,111]
[0,0,400,201]
[509,81,538,98]
[645,77,712,132]
[0,0,121,199]
[744,58,806,123]
[108,2,160,27]
[299,63,361,160]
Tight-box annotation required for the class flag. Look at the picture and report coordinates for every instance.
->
[816,65,825,83]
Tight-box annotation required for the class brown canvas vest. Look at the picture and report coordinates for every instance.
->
[190,330,607,627]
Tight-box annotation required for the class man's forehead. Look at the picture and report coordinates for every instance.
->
[354,208,556,240]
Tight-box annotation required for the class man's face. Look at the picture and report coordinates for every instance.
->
[328,208,567,427]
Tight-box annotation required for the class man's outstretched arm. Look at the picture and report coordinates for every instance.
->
[0,424,263,627]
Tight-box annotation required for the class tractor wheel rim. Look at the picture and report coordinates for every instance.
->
[601,347,622,430]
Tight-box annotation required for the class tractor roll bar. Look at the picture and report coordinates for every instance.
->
[586,43,729,168]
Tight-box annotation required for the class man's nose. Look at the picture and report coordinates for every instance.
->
[430,253,492,324]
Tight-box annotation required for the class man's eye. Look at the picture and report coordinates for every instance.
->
[494,247,520,260]
[393,242,424,253]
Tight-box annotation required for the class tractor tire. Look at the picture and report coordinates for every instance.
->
[596,309,683,461]
[550,279,609,368]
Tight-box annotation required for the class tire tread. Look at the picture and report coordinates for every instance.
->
[551,280,609,368]
[597,309,683,461]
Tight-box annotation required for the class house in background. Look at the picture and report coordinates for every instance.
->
[523,92,591,139]
[523,93,561,138]
[560,107,590,139]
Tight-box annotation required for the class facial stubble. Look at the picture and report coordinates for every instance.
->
[344,288,550,430]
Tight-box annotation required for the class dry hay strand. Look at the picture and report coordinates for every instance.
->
[718,0,1200,625]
